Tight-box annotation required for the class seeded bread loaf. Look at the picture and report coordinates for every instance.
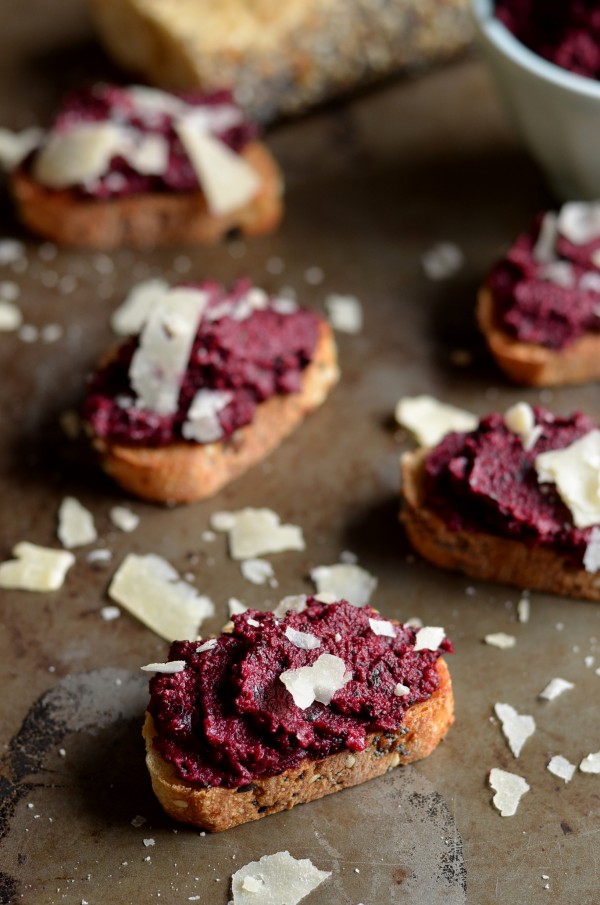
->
[91,321,339,503]
[142,657,453,832]
[90,0,473,122]
[10,141,283,250]
[477,286,600,387]
[401,446,600,601]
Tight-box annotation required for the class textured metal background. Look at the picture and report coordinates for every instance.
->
[1,3,599,903]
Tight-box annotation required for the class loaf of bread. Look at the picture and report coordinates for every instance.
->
[90,0,473,121]
[143,598,454,832]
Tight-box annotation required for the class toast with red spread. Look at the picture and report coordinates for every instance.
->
[143,599,454,831]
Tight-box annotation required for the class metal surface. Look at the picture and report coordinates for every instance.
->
[1,3,600,903]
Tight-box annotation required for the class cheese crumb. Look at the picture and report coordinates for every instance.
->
[368,617,396,638]
[182,389,232,442]
[558,201,600,245]
[57,497,97,549]
[285,626,321,650]
[109,506,140,533]
[394,683,410,697]
[108,553,214,641]
[212,507,305,560]
[310,563,377,608]
[111,279,170,335]
[494,703,536,757]
[241,559,274,585]
[580,751,600,773]
[489,768,530,817]
[280,654,350,709]
[324,294,363,334]
[484,632,516,649]
[414,626,445,651]
[535,431,600,528]
[547,755,576,783]
[0,542,75,592]
[583,527,600,573]
[228,597,247,616]
[395,395,477,447]
[517,598,530,623]
[230,851,331,905]
[140,661,186,674]
[100,605,121,621]
[197,639,218,653]
[0,300,22,331]
[0,126,43,170]
[504,402,543,451]
[272,595,307,618]
[421,241,464,280]
[539,678,575,701]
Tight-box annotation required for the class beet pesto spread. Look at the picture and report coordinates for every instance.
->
[83,280,320,447]
[148,600,451,788]
[487,204,600,349]
[30,83,257,199]
[424,407,596,562]
[495,1,600,80]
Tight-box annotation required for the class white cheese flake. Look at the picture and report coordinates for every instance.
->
[504,402,543,451]
[547,755,576,783]
[33,122,125,188]
[0,301,22,332]
[538,260,576,289]
[517,597,530,624]
[532,212,558,262]
[489,768,530,817]
[394,683,410,697]
[109,506,140,533]
[535,430,600,528]
[182,389,232,443]
[421,241,464,280]
[87,548,112,564]
[111,279,170,335]
[558,201,600,245]
[310,563,377,608]
[130,287,208,415]
[100,605,120,621]
[324,294,363,334]
[197,638,218,653]
[228,597,247,616]
[484,632,516,650]
[494,703,536,757]
[0,239,25,265]
[241,558,274,585]
[140,660,186,673]
[395,395,477,447]
[539,677,575,701]
[0,126,43,170]
[174,120,259,216]
[213,508,305,560]
[414,626,445,651]
[583,527,600,573]
[368,617,396,638]
[108,553,214,641]
[229,851,331,905]
[57,497,97,549]
[272,595,307,618]
[280,654,350,709]
[580,751,600,773]
[285,626,321,650]
[0,542,75,592]
[247,617,260,627]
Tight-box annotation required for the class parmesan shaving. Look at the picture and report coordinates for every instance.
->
[394,683,410,697]
[558,201,600,245]
[181,389,232,443]
[324,294,363,334]
[413,626,445,651]
[241,558,274,585]
[539,677,574,701]
[310,563,377,608]
[535,430,600,528]
[229,851,331,905]
[489,768,530,817]
[109,506,140,533]
[0,126,43,170]
[228,597,247,616]
[280,653,350,709]
[213,508,305,560]
[33,122,124,188]
[395,395,477,447]
[494,703,536,758]
[368,617,396,638]
[0,301,23,332]
[285,626,321,650]
[108,553,214,641]
[110,279,170,335]
[484,633,516,649]
[580,751,600,774]
[197,638,218,653]
[0,542,75,592]
[532,212,558,262]
[504,402,542,451]
[140,660,186,673]
[547,755,576,783]
[272,595,307,618]
[583,527,600,573]
[57,497,97,549]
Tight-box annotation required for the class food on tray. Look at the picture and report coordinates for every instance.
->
[83,279,339,503]
[90,0,473,122]
[495,0,600,80]
[478,202,600,385]
[142,598,454,831]
[8,84,282,248]
[401,401,600,601]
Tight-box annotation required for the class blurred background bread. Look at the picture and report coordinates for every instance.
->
[90,0,473,121]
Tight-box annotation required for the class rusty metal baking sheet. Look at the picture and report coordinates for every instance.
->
[2,3,600,903]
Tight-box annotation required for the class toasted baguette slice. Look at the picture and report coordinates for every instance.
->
[142,657,453,832]
[10,141,282,249]
[92,321,339,503]
[477,285,600,387]
[401,446,600,602]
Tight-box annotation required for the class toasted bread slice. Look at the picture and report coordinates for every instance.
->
[91,320,339,503]
[10,141,282,249]
[401,446,600,601]
[142,657,453,832]
[477,285,600,387]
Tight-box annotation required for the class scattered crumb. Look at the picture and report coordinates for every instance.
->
[484,633,516,649]
[143,838,155,847]
[131,815,146,827]
[87,548,112,564]
[421,241,464,280]
[0,239,25,265]
[547,755,576,783]
[539,678,575,701]
[241,558,274,586]
[110,506,140,533]
[100,605,121,621]
[57,497,97,549]
[18,324,39,343]
[0,300,22,331]
[304,266,324,285]
[41,324,63,343]
[580,751,600,773]
[311,563,377,608]
[517,598,530,624]
[266,256,285,275]
[324,293,363,334]
[211,507,304,560]
[494,703,536,757]
[489,768,530,817]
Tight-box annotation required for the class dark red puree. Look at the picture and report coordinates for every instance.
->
[148,600,451,788]
[425,407,596,562]
[495,0,600,80]
[488,214,600,349]
[35,83,257,199]
[83,280,320,447]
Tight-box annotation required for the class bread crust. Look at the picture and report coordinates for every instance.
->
[142,657,454,832]
[401,447,600,602]
[477,285,600,387]
[10,141,283,249]
[90,321,339,503]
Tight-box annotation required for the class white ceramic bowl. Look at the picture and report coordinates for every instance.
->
[472,0,600,200]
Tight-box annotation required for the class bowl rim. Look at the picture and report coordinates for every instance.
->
[471,0,600,100]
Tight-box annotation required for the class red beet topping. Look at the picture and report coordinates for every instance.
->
[148,600,451,788]
[83,280,320,447]
[424,407,596,561]
[32,83,257,199]
[487,214,600,349]
[495,1,600,80]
